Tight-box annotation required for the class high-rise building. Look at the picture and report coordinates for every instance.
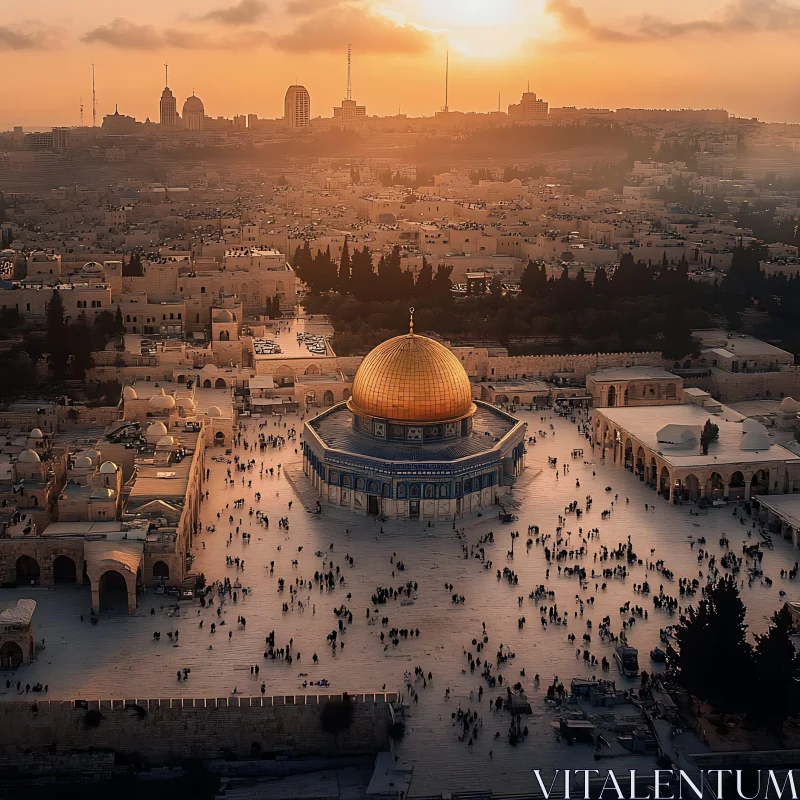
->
[507,90,549,124]
[284,85,311,128]
[160,87,178,128]
[160,66,179,129]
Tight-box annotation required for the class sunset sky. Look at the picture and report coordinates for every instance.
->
[4,0,800,127]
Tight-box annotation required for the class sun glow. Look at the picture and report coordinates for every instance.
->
[392,0,548,59]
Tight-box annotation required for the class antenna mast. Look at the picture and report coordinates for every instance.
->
[346,44,352,101]
[444,51,449,112]
[165,63,168,87]
[92,64,96,127]
[80,97,84,126]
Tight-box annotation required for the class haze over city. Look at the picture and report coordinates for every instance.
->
[5,0,800,127]
[4,1,800,798]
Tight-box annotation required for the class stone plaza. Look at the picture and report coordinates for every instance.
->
[2,403,799,795]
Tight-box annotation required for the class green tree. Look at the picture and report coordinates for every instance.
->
[751,606,800,734]
[338,239,351,295]
[414,258,433,297]
[520,259,547,297]
[46,289,69,381]
[114,305,125,337]
[668,575,754,718]
[700,419,719,455]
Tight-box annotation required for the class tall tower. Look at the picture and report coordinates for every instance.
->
[92,64,96,127]
[284,85,311,128]
[444,51,449,113]
[346,44,352,101]
[160,63,178,128]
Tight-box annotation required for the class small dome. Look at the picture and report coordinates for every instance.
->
[177,396,196,409]
[148,387,176,411]
[99,461,119,474]
[82,261,103,275]
[74,456,93,469]
[780,397,800,414]
[122,386,138,401]
[29,428,43,440]
[146,421,169,443]
[207,406,222,417]
[18,449,41,463]
[741,432,771,451]
[183,94,204,115]
[656,424,698,446]
[156,435,176,447]
[91,487,116,499]
[86,449,101,463]
[201,364,218,374]
[214,309,234,322]
[742,418,767,435]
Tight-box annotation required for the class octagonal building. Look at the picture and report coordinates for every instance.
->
[302,319,527,520]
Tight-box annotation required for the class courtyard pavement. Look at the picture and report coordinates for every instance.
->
[2,408,798,796]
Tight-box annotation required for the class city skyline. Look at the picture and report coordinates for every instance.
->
[3,0,800,127]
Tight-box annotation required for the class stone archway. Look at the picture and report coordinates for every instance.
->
[495,394,509,404]
[53,555,77,584]
[152,561,170,581]
[729,470,745,501]
[323,390,334,406]
[607,386,616,407]
[512,396,520,405]
[623,438,633,471]
[0,642,24,669]
[15,556,40,585]
[684,474,700,501]
[305,364,319,375]
[214,431,226,446]
[751,469,769,496]
[342,389,351,401]
[98,570,131,612]
[659,466,671,498]
[203,379,212,388]
[648,457,657,488]
[215,377,227,389]
[635,447,645,478]
[706,472,725,501]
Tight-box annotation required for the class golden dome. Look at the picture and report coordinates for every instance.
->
[348,329,475,424]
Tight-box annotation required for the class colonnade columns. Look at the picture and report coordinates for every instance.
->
[91,580,100,615]
[744,482,751,501]
[724,483,730,500]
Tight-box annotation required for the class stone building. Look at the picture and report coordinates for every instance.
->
[586,367,684,408]
[0,599,36,668]
[302,320,527,520]
[592,404,800,503]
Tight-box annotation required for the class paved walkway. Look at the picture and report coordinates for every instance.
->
[2,408,797,795]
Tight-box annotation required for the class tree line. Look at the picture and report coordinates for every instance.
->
[293,240,454,303]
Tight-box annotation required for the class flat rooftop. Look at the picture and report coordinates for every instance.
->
[757,494,800,529]
[588,367,678,382]
[481,379,550,392]
[596,404,800,468]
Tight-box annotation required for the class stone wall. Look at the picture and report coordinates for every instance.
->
[687,370,800,403]
[0,693,392,767]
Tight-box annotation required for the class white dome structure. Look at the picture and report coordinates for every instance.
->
[148,387,176,411]
[742,418,768,435]
[99,461,119,474]
[29,428,43,440]
[156,435,176,447]
[214,309,234,323]
[18,449,41,463]
[122,386,138,401]
[146,421,169,443]
[74,456,93,469]
[780,397,800,414]
[206,406,222,418]
[741,432,771,451]
[201,364,218,374]
[177,396,196,409]
[656,424,699,446]
[81,261,103,275]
